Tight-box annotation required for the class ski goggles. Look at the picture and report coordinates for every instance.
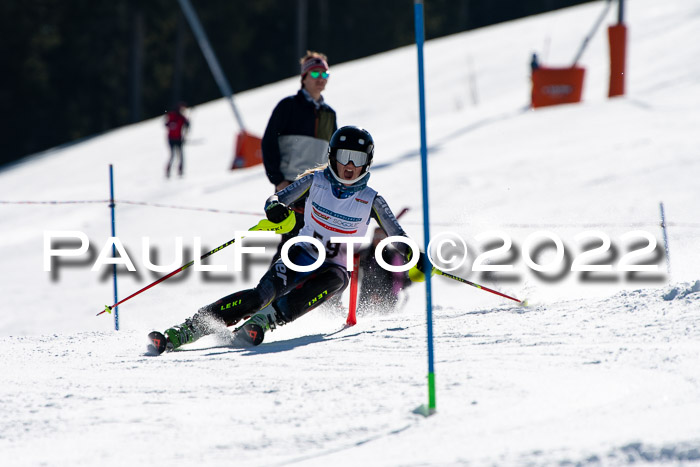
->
[335,148,368,166]
[309,70,330,79]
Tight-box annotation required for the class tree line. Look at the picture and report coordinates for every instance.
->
[1,0,593,166]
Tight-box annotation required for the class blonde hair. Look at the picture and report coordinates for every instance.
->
[297,162,328,179]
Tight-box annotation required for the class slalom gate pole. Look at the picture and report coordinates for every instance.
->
[435,269,526,305]
[345,207,409,327]
[109,165,119,330]
[414,0,436,415]
[96,217,292,316]
[395,207,410,220]
[346,253,360,326]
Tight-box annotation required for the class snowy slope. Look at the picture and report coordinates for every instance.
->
[1,0,700,465]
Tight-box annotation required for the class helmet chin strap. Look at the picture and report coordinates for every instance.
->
[328,166,370,185]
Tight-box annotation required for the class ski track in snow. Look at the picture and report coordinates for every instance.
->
[2,283,700,466]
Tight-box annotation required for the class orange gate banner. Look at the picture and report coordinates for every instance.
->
[531,66,585,108]
[231,131,263,169]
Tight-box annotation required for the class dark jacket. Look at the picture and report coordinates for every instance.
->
[262,90,337,185]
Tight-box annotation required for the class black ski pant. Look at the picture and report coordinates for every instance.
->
[166,139,184,176]
[197,245,349,329]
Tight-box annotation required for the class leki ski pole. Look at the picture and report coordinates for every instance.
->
[435,269,527,306]
[96,216,295,316]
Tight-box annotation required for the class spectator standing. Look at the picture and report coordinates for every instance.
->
[261,51,338,260]
[164,102,190,178]
[530,53,540,108]
[262,51,337,191]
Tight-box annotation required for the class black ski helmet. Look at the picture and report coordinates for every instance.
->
[327,126,374,184]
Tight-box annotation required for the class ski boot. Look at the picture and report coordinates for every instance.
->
[164,319,202,350]
[232,312,278,347]
[145,319,202,355]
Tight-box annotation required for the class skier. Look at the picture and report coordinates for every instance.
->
[148,126,433,354]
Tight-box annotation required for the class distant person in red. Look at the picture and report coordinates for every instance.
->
[164,102,190,178]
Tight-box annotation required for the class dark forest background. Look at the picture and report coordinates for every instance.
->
[1,0,594,166]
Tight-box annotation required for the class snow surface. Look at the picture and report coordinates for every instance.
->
[2,0,700,465]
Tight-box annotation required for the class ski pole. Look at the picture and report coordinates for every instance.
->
[435,269,527,305]
[96,216,294,316]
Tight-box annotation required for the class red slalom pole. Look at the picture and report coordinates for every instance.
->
[345,207,410,326]
[346,252,361,326]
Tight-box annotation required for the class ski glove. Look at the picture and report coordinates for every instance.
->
[408,252,435,283]
[265,201,292,224]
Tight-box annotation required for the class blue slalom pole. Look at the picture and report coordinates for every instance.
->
[414,0,436,415]
[109,164,119,330]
